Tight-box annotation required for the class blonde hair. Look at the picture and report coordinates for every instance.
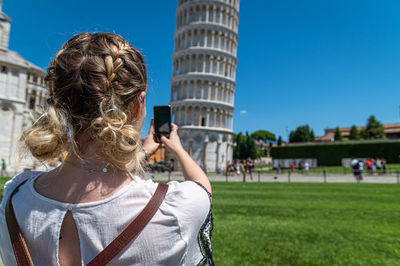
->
[23,33,147,171]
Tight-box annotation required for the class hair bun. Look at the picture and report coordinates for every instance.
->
[24,106,68,161]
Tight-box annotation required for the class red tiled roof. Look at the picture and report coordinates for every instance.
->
[315,132,334,142]
[322,123,400,138]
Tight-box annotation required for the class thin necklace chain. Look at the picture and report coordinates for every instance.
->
[63,160,109,173]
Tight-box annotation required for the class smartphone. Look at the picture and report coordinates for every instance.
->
[153,105,171,143]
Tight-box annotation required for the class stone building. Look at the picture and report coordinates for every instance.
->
[0,0,47,173]
[169,0,240,171]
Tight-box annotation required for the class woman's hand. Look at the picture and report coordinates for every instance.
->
[142,118,161,155]
[160,123,184,156]
[161,123,211,194]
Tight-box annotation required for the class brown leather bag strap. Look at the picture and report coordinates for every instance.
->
[87,183,169,266]
[5,179,34,266]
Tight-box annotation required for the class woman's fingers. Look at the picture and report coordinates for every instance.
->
[170,123,179,136]
[148,118,155,135]
[160,136,169,144]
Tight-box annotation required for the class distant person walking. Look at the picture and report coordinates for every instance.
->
[366,158,372,175]
[230,160,235,176]
[217,163,222,174]
[226,160,232,176]
[298,161,303,174]
[1,158,7,177]
[241,160,247,182]
[276,163,281,174]
[371,159,376,175]
[376,158,382,171]
[352,158,360,181]
[247,157,254,181]
[235,159,240,175]
[358,160,364,181]
[304,162,310,174]
[290,161,295,172]
[382,159,387,175]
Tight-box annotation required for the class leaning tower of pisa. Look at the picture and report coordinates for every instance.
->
[170,0,240,171]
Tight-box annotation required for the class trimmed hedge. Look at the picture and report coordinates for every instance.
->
[270,140,400,166]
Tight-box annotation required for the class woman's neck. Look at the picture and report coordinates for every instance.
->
[35,143,134,204]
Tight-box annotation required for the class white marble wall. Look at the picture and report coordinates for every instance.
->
[0,17,10,51]
[0,66,47,174]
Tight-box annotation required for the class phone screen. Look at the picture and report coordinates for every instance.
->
[154,105,171,142]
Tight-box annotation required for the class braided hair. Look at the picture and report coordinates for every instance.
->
[23,33,147,171]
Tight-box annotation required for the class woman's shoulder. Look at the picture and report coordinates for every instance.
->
[133,177,211,204]
[0,171,43,211]
[3,171,42,193]
[132,177,211,223]
[166,180,211,203]
[163,180,211,224]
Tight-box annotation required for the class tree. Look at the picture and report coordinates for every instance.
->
[246,132,258,159]
[334,127,342,141]
[233,132,257,159]
[277,136,282,146]
[349,125,360,140]
[251,130,276,157]
[289,125,315,143]
[251,130,276,143]
[362,115,386,139]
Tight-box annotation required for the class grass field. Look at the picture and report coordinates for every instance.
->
[1,178,399,265]
[0,178,8,202]
[0,178,8,188]
[212,182,400,265]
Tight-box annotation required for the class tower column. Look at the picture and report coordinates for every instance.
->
[206,108,210,127]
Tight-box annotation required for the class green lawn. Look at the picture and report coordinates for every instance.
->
[0,178,9,187]
[212,182,400,265]
[0,178,10,202]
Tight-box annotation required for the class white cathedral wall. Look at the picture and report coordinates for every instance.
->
[0,67,47,174]
[0,22,10,50]
[9,107,23,170]
[0,102,24,173]
[0,70,8,96]
[0,68,26,100]
[0,105,13,155]
[0,68,24,174]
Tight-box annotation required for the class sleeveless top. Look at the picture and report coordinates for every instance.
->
[0,171,214,265]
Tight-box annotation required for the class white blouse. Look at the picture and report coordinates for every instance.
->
[0,171,213,265]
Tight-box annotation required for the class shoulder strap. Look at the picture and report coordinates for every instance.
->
[87,183,169,266]
[5,179,34,266]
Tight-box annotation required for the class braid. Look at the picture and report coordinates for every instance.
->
[104,55,123,91]
[55,48,65,58]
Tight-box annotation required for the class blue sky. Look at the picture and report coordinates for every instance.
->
[5,0,400,140]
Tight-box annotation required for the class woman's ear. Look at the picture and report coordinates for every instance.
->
[139,91,146,103]
[128,91,146,120]
[138,90,146,106]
